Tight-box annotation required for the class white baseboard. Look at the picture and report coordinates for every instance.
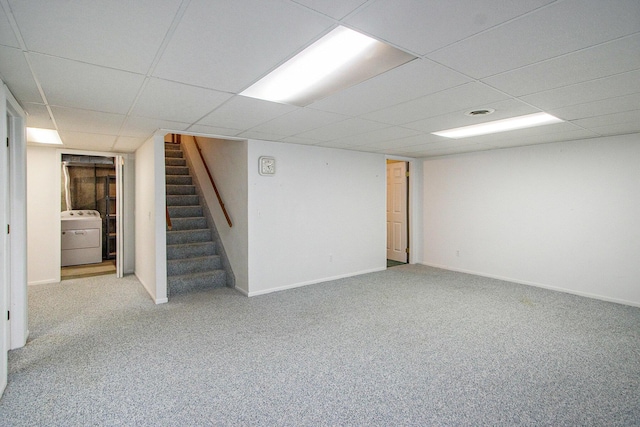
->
[28,279,59,286]
[247,267,386,297]
[421,262,640,308]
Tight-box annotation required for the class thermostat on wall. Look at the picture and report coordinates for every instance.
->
[259,156,276,175]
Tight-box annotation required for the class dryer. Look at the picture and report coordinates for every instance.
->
[61,210,102,266]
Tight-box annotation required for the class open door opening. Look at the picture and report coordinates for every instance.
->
[59,153,124,280]
[386,160,409,267]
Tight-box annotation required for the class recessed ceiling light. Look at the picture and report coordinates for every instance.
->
[432,112,564,139]
[240,26,416,107]
[26,127,63,145]
[465,108,495,117]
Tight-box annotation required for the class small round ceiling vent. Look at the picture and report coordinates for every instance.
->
[465,108,495,117]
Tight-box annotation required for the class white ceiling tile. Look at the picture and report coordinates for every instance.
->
[457,122,591,146]
[197,96,296,130]
[298,118,389,141]
[186,124,243,138]
[121,116,190,138]
[482,129,600,148]
[131,78,233,123]
[429,0,640,78]
[308,59,471,116]
[237,130,287,142]
[326,126,422,148]
[368,134,443,151]
[0,45,42,103]
[22,103,54,128]
[30,54,145,114]
[521,69,640,111]
[250,108,348,137]
[362,82,509,125]
[393,142,495,158]
[483,33,640,96]
[0,5,19,48]
[112,136,147,153]
[281,135,323,145]
[351,132,439,151]
[405,99,541,133]
[291,0,368,19]
[588,123,640,137]
[346,0,555,55]
[572,110,640,129]
[153,0,333,92]
[52,107,125,135]
[59,131,117,151]
[8,0,183,73]
[549,93,640,121]
[421,145,498,158]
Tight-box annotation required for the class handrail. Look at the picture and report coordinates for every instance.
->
[193,136,233,228]
[166,206,172,230]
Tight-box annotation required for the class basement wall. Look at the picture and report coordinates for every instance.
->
[247,139,386,296]
[422,133,640,307]
[134,134,167,303]
[181,135,249,294]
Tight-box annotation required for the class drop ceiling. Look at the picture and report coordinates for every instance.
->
[0,0,638,157]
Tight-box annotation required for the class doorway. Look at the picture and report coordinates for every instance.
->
[59,153,123,279]
[386,160,409,267]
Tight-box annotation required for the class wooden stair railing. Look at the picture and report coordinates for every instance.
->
[166,206,172,230]
[193,136,233,228]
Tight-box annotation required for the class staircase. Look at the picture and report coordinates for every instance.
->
[165,142,226,295]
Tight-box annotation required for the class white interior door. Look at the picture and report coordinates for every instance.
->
[386,161,408,262]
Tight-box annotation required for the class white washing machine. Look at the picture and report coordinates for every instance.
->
[61,210,103,266]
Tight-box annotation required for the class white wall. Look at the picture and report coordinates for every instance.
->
[26,146,60,284]
[422,134,640,307]
[134,134,167,303]
[181,136,249,293]
[26,146,136,284]
[247,140,386,296]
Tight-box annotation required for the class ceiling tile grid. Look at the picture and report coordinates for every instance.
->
[7,0,184,74]
[1,0,637,156]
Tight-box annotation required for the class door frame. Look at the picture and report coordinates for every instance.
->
[386,160,409,263]
[57,149,126,280]
[385,155,422,265]
[1,82,28,398]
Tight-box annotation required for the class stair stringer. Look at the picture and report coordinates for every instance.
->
[178,141,236,289]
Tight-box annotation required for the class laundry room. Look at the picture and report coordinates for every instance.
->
[60,154,117,278]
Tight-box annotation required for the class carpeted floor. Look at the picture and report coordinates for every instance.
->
[2,265,639,426]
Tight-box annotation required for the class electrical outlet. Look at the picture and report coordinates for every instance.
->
[456,250,460,257]
[329,254,333,262]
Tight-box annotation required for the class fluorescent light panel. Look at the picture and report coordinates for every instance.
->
[432,112,564,139]
[240,26,416,107]
[26,127,63,145]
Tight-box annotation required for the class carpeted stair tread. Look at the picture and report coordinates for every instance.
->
[169,216,208,231]
[166,228,212,245]
[166,241,217,260]
[166,194,200,206]
[166,175,193,185]
[167,255,222,276]
[167,270,226,295]
[167,205,203,218]
[165,157,186,166]
[166,166,190,175]
[166,184,196,195]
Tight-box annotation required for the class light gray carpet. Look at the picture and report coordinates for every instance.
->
[2,265,639,426]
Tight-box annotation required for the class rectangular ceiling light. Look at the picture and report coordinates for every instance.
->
[26,127,63,145]
[240,26,416,107]
[432,112,564,139]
